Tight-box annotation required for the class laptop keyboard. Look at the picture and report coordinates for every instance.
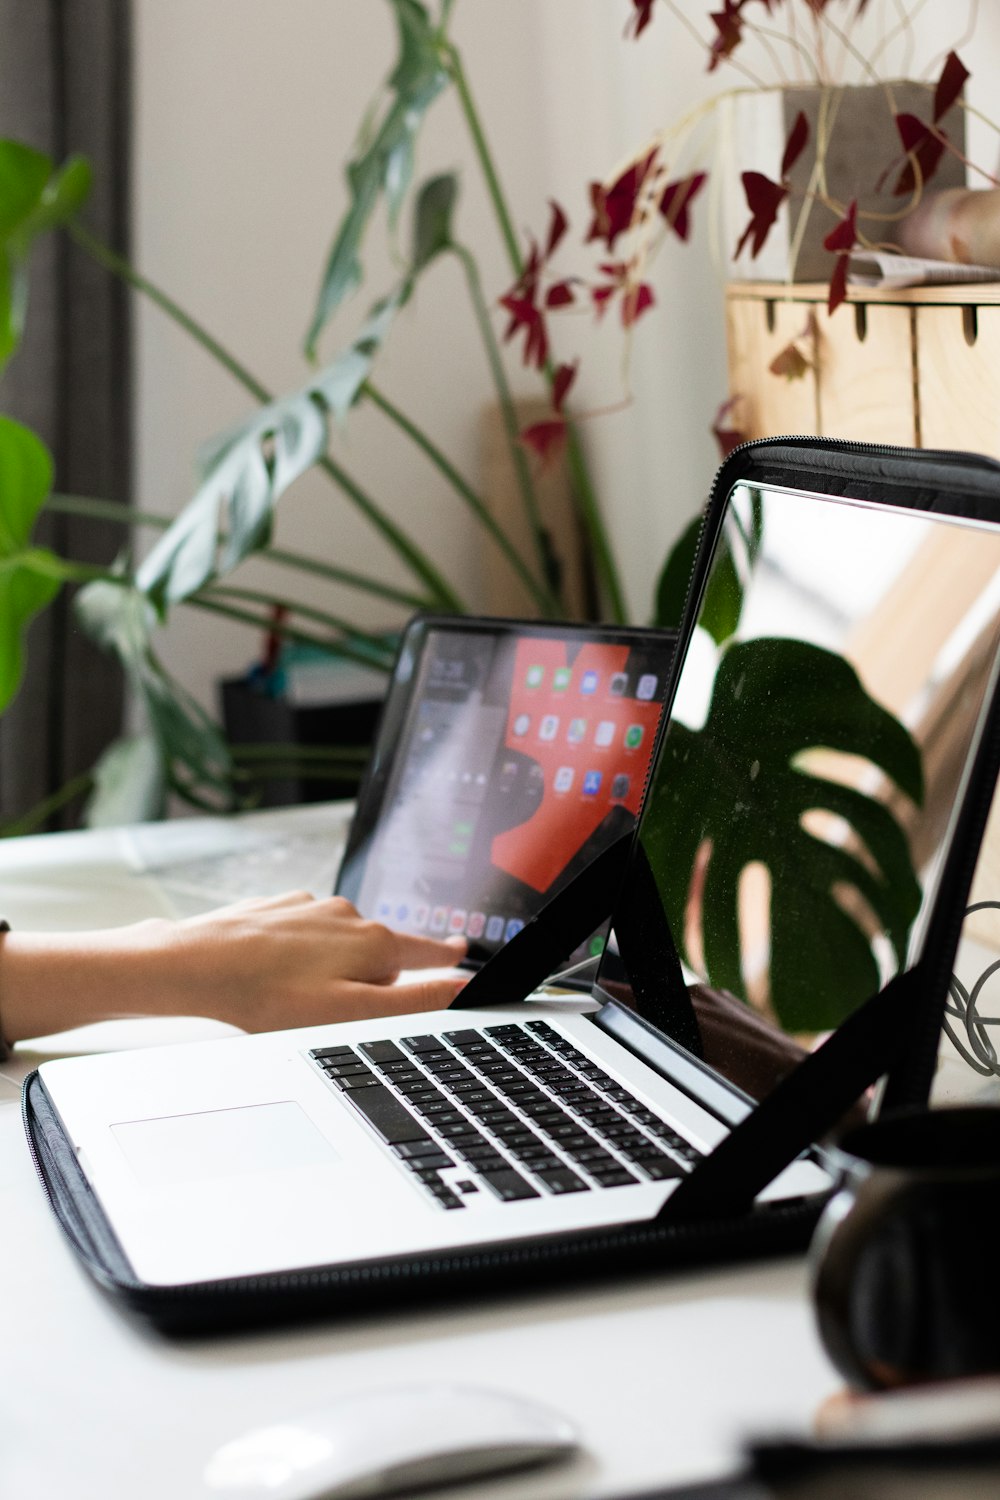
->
[308,1020,701,1211]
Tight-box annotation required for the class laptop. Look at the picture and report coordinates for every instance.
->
[31,447,1000,1294]
[334,615,676,971]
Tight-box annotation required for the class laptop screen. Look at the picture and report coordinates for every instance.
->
[337,618,675,965]
[599,479,1000,1107]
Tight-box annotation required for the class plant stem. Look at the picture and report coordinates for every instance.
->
[185,593,393,672]
[48,491,432,611]
[562,428,627,622]
[0,771,95,839]
[363,379,561,616]
[68,222,465,612]
[69,222,272,404]
[445,41,627,622]
[444,44,523,278]
[450,243,556,600]
[202,583,396,661]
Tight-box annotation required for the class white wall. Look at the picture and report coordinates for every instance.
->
[132,1,1000,720]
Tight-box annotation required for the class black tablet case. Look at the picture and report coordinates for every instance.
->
[23,437,1000,1333]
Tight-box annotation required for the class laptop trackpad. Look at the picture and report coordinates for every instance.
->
[111,1101,339,1185]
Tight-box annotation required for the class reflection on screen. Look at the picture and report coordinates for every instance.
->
[604,482,1000,1104]
[350,627,668,963]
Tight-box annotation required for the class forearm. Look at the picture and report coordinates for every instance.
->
[0,921,179,1045]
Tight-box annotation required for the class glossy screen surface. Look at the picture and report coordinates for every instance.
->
[601,481,1000,1105]
[338,623,671,964]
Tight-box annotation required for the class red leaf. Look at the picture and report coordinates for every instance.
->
[658,172,707,242]
[823,199,857,253]
[827,253,849,314]
[769,341,810,380]
[586,148,660,248]
[499,293,549,370]
[734,171,787,259]
[552,361,577,413]
[781,110,810,179]
[893,113,947,197]
[621,281,655,327]
[592,285,616,318]
[711,396,746,458]
[934,50,969,123]
[545,279,576,309]
[625,0,656,38]
[520,420,567,466]
[545,200,569,261]
[708,1,744,72]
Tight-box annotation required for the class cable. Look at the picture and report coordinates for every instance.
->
[945,902,1000,1077]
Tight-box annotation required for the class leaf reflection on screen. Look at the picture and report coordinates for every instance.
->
[640,484,940,1037]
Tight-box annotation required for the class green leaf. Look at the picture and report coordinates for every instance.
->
[654,514,700,629]
[654,493,763,644]
[0,142,92,370]
[641,637,924,1031]
[140,284,421,609]
[137,392,329,607]
[412,172,457,269]
[84,734,167,827]
[0,141,50,236]
[76,581,236,808]
[0,416,61,710]
[304,0,450,358]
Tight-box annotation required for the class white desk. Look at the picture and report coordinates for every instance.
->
[3,804,988,1500]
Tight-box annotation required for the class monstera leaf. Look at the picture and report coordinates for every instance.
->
[0,416,63,710]
[304,0,450,357]
[140,175,458,611]
[76,581,235,811]
[642,637,924,1032]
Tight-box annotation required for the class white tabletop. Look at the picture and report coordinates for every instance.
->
[2,803,990,1500]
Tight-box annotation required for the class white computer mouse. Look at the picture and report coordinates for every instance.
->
[201,1382,580,1499]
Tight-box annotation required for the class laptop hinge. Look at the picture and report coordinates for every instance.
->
[449,832,632,1009]
[658,964,923,1224]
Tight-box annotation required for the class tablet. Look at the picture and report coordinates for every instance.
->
[335,616,676,966]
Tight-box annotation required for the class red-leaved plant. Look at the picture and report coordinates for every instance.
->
[503,0,991,463]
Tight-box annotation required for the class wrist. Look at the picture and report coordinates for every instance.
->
[0,920,177,1044]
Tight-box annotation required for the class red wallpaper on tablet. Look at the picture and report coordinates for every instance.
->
[491,639,663,892]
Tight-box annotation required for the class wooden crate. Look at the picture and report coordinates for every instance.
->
[725,280,1000,947]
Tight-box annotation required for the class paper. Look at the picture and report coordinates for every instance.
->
[848,250,1000,289]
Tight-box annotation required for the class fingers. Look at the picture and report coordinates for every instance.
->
[384,929,468,972]
[328,974,469,1023]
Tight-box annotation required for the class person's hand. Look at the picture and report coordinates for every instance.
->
[0,892,468,1046]
[154,891,469,1031]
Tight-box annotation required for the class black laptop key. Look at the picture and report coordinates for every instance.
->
[435,1121,483,1140]
[335,1074,382,1091]
[323,1063,372,1080]
[358,1040,407,1064]
[392,1140,452,1162]
[536,1167,588,1195]
[592,1167,639,1187]
[480,1169,540,1202]
[431,1188,465,1210]
[310,1045,357,1061]
[345,1084,432,1145]
[401,1035,443,1053]
[442,1030,484,1046]
[637,1157,685,1181]
[456,1146,508,1171]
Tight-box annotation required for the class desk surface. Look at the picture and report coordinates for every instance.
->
[1,805,994,1500]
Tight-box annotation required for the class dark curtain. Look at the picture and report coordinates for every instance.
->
[0,0,132,827]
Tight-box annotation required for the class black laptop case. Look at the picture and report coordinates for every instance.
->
[23,437,1000,1333]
